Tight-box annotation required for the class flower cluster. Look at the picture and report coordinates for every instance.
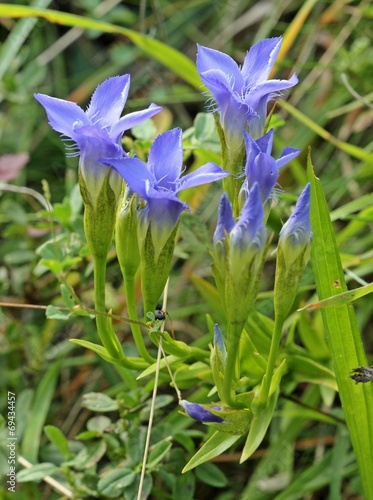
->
[35,35,312,426]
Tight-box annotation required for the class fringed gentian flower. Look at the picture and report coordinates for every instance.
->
[106,127,229,253]
[35,75,162,208]
[197,37,298,149]
[241,129,301,206]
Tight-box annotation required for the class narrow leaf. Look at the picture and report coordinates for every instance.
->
[240,388,279,463]
[308,157,373,497]
[299,282,373,311]
[182,431,240,473]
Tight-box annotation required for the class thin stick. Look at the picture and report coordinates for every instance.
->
[18,455,73,498]
[137,279,170,500]
[0,301,148,327]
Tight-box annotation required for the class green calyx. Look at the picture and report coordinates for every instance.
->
[116,191,140,280]
[141,221,179,317]
[79,168,118,260]
[274,243,311,321]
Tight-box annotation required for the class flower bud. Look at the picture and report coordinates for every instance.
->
[115,188,140,280]
[210,324,227,399]
[180,399,253,434]
[274,183,312,319]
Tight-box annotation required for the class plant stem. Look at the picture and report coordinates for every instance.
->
[93,256,122,360]
[125,274,154,364]
[222,323,245,408]
[259,314,285,406]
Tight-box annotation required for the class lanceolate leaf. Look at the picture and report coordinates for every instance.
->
[308,156,373,498]
[182,431,240,473]
[299,282,373,311]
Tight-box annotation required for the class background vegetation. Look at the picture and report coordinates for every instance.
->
[1,0,373,498]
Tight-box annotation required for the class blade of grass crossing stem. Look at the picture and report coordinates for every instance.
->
[308,157,373,499]
[0,5,202,89]
[21,360,62,463]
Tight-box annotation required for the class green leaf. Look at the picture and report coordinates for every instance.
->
[308,158,373,497]
[299,282,373,311]
[81,392,119,412]
[240,388,279,463]
[69,339,118,364]
[126,473,153,500]
[97,467,136,496]
[173,472,195,500]
[44,425,69,459]
[46,305,71,320]
[182,431,240,472]
[86,415,111,433]
[60,284,75,309]
[147,439,172,470]
[17,462,59,483]
[65,440,106,470]
[287,354,337,390]
[194,462,228,487]
[21,360,62,462]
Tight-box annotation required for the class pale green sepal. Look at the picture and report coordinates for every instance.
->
[182,430,240,473]
[206,405,253,435]
[141,221,179,315]
[79,169,119,260]
[116,190,140,280]
[240,387,279,463]
[274,243,311,321]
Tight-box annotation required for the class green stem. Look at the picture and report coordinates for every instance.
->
[94,256,123,360]
[124,274,154,364]
[222,148,246,216]
[259,314,285,406]
[222,323,245,408]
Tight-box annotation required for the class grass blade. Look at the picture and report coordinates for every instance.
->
[308,156,373,499]
[0,4,201,89]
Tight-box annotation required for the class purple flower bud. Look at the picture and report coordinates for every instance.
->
[274,183,312,319]
[229,183,266,275]
[213,324,227,362]
[180,400,224,423]
[242,130,300,205]
[279,183,311,264]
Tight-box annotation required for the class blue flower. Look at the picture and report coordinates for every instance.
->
[242,130,300,204]
[34,75,162,207]
[279,183,311,264]
[197,37,298,149]
[105,127,229,253]
[180,400,224,423]
[214,184,266,274]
